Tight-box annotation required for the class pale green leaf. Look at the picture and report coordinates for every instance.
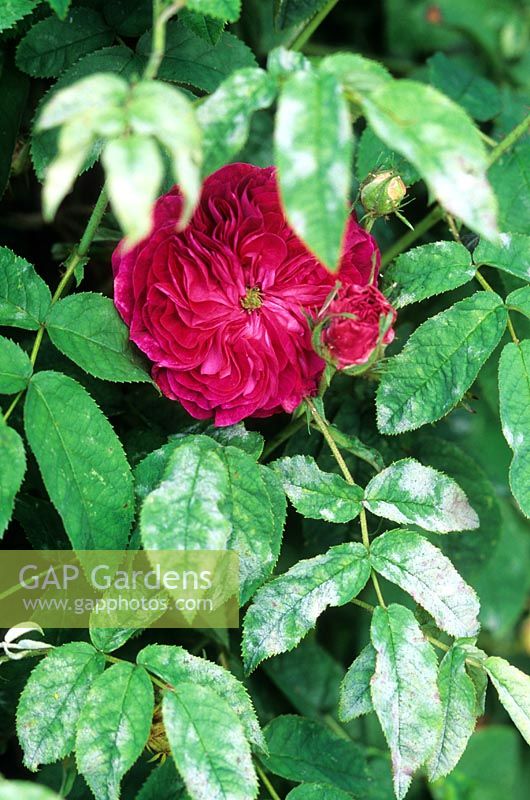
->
[242,542,370,672]
[261,715,370,793]
[274,69,354,271]
[272,454,363,523]
[427,645,477,781]
[320,52,392,95]
[362,80,498,239]
[0,782,62,800]
[186,0,241,22]
[485,656,530,745]
[46,292,150,382]
[0,247,51,330]
[24,371,134,549]
[507,285,530,320]
[16,8,113,78]
[498,340,530,517]
[76,663,154,800]
[0,423,26,537]
[163,683,258,800]
[37,73,129,131]
[198,67,276,176]
[363,458,479,533]
[102,134,164,244]
[137,644,266,753]
[474,232,530,281]
[0,335,32,394]
[385,241,475,308]
[339,643,376,721]
[16,642,105,771]
[370,603,442,800]
[376,292,507,434]
[41,117,95,220]
[370,530,480,637]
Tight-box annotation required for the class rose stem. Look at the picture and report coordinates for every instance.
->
[289,0,342,52]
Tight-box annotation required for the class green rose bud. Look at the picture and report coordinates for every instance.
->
[360,170,407,216]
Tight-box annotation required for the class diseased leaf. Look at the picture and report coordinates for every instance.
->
[262,715,369,793]
[16,8,113,78]
[385,241,475,308]
[489,140,530,235]
[24,371,134,549]
[16,642,105,771]
[273,455,363,523]
[370,604,442,800]
[498,341,530,517]
[201,423,264,459]
[376,292,507,434]
[163,683,257,800]
[339,643,376,721]
[370,530,480,637]
[137,644,266,753]
[0,423,26,537]
[0,248,51,330]
[198,67,276,176]
[486,657,530,745]
[0,335,32,394]
[274,69,354,271]
[427,645,477,781]
[363,458,479,533]
[46,293,149,383]
[474,232,530,281]
[242,542,370,672]
[76,663,154,800]
[320,52,392,95]
[0,782,62,800]
[362,80,498,239]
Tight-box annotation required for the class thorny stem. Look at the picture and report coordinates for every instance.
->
[143,0,185,81]
[289,0,341,51]
[256,763,282,800]
[305,398,387,608]
[487,113,530,167]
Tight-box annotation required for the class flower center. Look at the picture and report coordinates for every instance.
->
[240,286,262,312]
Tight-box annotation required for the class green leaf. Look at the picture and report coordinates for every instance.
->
[46,293,150,383]
[272,455,363,523]
[24,371,134,549]
[320,52,392,96]
[363,458,479,533]
[370,530,480,637]
[0,335,32,394]
[286,785,353,800]
[162,683,257,800]
[339,643,376,721]
[274,69,353,271]
[356,126,420,186]
[46,0,71,18]
[427,645,477,781]
[325,422,384,472]
[362,80,498,239]
[485,657,530,745]
[0,782,62,800]
[180,9,224,45]
[507,285,530,319]
[137,20,257,93]
[200,423,264,459]
[103,0,152,37]
[0,247,51,330]
[137,644,266,753]
[16,8,113,78]
[474,232,530,281]
[102,134,164,244]
[16,642,105,771]
[0,423,26,537]
[127,80,202,225]
[137,760,186,800]
[0,0,38,33]
[261,715,369,793]
[489,140,530,235]
[370,603,442,800]
[198,67,276,176]
[76,663,154,800]
[428,53,501,122]
[186,0,241,22]
[274,0,327,29]
[385,241,475,308]
[0,60,29,198]
[498,341,530,517]
[242,542,370,672]
[376,292,507,434]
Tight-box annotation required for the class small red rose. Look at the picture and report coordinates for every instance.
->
[112,163,383,426]
[321,283,396,370]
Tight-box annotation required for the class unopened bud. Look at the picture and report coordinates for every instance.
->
[360,171,407,216]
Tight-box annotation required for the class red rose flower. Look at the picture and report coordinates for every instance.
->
[322,283,396,370]
[112,163,381,426]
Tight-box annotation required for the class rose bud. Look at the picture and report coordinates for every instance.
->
[360,170,407,216]
[320,283,396,372]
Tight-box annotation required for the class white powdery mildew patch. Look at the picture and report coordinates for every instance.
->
[398,460,436,501]
[282,150,318,184]
[275,97,306,151]
[439,482,479,531]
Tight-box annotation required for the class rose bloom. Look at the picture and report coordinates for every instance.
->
[113,163,390,426]
[321,284,396,370]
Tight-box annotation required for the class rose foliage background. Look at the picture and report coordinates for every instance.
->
[1,1,530,799]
